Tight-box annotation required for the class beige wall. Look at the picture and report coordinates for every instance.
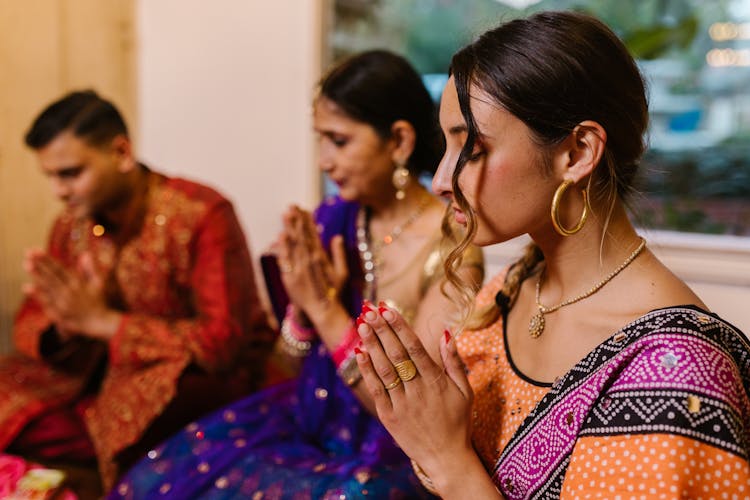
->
[0,0,135,353]
[136,0,327,259]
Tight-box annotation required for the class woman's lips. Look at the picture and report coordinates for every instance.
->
[452,206,466,225]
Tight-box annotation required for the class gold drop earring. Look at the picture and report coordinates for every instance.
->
[392,161,410,201]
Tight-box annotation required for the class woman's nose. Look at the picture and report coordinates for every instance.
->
[431,155,454,198]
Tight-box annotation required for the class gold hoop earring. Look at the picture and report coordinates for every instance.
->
[550,179,588,236]
[392,161,410,200]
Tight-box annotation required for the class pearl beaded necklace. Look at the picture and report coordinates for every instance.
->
[356,197,430,301]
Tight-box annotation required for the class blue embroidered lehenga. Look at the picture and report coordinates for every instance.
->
[109,197,433,499]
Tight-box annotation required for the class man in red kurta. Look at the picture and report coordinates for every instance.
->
[0,90,274,490]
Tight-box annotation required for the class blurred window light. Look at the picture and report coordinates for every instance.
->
[706,48,750,66]
[330,0,750,237]
[709,22,750,41]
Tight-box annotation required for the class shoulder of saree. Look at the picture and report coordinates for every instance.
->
[492,305,750,500]
[313,196,362,257]
[418,233,445,297]
[313,196,359,231]
[314,194,356,216]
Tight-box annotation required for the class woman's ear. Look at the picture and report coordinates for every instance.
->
[389,119,417,165]
[557,120,607,183]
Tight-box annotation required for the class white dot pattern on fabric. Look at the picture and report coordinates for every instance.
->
[459,273,750,498]
[561,421,750,496]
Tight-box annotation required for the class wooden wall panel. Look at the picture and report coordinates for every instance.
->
[0,0,135,353]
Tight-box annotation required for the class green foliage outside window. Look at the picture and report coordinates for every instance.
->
[332,0,750,235]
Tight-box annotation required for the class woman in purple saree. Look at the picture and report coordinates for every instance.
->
[110,50,482,500]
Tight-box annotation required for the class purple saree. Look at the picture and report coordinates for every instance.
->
[109,196,431,499]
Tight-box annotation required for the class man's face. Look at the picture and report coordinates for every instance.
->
[36,131,131,218]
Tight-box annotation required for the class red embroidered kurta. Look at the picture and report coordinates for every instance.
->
[0,170,274,489]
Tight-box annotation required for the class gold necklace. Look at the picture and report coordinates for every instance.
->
[356,195,431,301]
[528,237,646,338]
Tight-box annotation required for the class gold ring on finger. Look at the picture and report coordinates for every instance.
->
[394,359,417,382]
[384,378,402,391]
[279,261,293,273]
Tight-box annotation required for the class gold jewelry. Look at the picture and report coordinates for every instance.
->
[337,356,362,387]
[410,459,438,495]
[394,359,417,381]
[529,238,646,338]
[551,179,589,236]
[384,378,402,390]
[279,261,293,273]
[392,161,411,200]
[356,195,431,301]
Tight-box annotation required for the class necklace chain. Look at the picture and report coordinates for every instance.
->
[529,237,647,338]
[356,195,431,301]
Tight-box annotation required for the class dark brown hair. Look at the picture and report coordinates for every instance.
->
[445,11,649,327]
[25,89,128,150]
[319,49,443,176]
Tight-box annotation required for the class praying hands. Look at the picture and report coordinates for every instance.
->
[355,304,500,498]
[276,205,348,318]
[22,248,121,341]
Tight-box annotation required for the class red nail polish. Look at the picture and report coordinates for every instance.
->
[354,347,362,355]
[362,303,372,314]
[444,329,452,342]
[356,316,364,327]
[378,306,388,314]
[378,300,387,308]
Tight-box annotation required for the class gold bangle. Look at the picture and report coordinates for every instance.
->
[337,355,362,387]
[410,459,438,495]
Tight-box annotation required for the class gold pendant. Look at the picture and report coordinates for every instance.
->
[529,311,545,338]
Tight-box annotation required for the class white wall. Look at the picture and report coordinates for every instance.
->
[136,0,325,258]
